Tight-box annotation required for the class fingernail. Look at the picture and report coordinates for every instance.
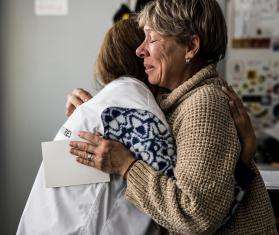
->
[84,98,89,102]
[222,86,227,91]
[229,101,234,106]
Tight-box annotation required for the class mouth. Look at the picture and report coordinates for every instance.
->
[144,64,155,74]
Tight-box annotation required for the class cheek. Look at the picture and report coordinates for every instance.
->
[149,43,178,83]
[149,45,162,61]
[159,46,175,73]
[164,46,185,71]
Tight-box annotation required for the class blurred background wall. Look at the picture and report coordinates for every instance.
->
[0,1,229,234]
[0,0,127,234]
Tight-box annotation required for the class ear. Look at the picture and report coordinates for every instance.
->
[185,35,200,60]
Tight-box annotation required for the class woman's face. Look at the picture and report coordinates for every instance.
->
[136,25,187,90]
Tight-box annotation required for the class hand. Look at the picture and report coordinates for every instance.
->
[69,131,135,177]
[66,88,92,117]
[222,86,256,166]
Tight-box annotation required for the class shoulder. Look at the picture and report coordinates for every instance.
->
[181,83,228,113]
[189,83,227,104]
[175,83,230,127]
[173,83,239,154]
[109,76,149,90]
[82,76,150,107]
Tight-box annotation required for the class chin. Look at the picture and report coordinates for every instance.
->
[147,76,159,86]
[148,80,158,86]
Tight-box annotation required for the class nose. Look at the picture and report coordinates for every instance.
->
[136,41,149,58]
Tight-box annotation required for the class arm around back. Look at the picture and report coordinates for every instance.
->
[125,85,241,234]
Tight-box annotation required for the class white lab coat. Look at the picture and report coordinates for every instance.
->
[17,77,175,235]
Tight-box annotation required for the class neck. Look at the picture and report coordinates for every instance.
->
[169,60,208,90]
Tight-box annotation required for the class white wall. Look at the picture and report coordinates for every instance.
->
[0,1,122,234]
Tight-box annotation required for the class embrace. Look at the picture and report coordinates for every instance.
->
[17,0,277,234]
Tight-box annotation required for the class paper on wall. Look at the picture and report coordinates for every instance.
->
[35,0,68,16]
[234,0,279,38]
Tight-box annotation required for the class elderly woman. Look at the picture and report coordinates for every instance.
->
[68,0,277,234]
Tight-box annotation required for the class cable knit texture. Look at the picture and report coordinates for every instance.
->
[125,64,277,234]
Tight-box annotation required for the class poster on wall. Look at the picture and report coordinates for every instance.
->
[227,0,279,166]
[228,0,279,139]
[227,56,279,165]
[233,0,279,49]
[35,0,68,16]
[228,58,279,129]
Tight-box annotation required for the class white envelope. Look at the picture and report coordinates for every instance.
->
[42,140,110,188]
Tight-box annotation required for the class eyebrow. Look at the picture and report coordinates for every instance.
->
[144,29,154,39]
[144,27,152,33]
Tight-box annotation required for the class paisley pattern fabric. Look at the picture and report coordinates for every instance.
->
[101,107,176,177]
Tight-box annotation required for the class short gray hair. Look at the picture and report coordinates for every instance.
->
[138,0,227,64]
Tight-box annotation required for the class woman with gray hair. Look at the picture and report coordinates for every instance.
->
[68,0,277,234]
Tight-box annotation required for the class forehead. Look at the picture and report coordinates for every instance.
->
[143,25,151,30]
[143,25,155,34]
[143,26,174,42]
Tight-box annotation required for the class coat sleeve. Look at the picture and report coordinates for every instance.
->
[124,87,241,234]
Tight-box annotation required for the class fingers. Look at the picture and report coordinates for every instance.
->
[228,100,241,123]
[70,141,97,152]
[224,86,251,118]
[221,87,257,162]
[70,148,90,159]
[222,86,245,116]
[67,94,83,108]
[70,147,96,160]
[65,88,92,117]
[76,157,95,168]
[65,94,83,117]
[72,88,92,103]
[69,133,104,170]
[71,138,132,176]
[228,86,245,110]
[70,147,96,168]
[77,131,103,146]
[222,86,244,108]
[69,132,106,168]
[65,104,75,117]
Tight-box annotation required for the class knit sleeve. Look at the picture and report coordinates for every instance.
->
[124,86,241,234]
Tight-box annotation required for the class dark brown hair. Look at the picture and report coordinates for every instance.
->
[138,0,228,64]
[95,18,147,84]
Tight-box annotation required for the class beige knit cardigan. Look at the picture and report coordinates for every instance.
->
[125,64,277,234]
